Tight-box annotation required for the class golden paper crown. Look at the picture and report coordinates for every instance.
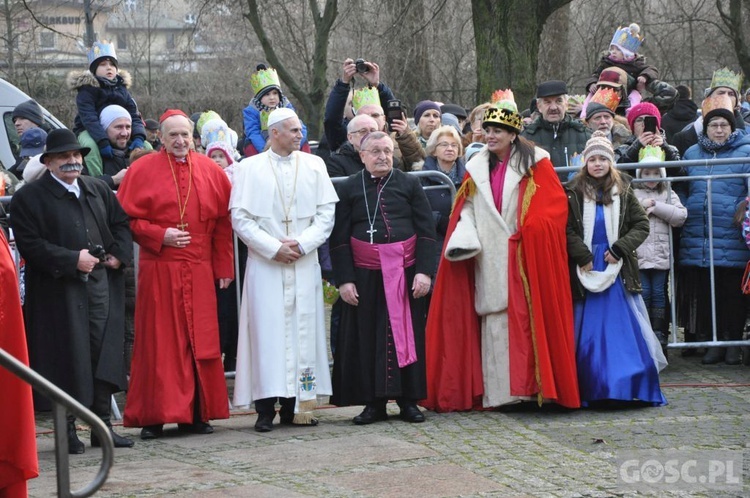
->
[591,87,621,112]
[352,86,380,112]
[250,66,281,96]
[490,89,518,113]
[702,93,734,117]
[639,145,665,163]
[483,91,522,133]
[710,67,743,95]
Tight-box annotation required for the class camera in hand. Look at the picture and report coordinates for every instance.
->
[79,244,107,282]
[355,58,369,74]
[386,99,403,129]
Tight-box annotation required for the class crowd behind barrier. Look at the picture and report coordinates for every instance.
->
[3,160,749,354]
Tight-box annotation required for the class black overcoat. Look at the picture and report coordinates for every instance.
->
[9,172,132,406]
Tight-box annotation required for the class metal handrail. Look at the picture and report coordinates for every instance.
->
[0,347,113,498]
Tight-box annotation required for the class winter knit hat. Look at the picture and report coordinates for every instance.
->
[627,102,661,131]
[414,100,441,124]
[12,99,44,127]
[205,142,235,165]
[583,130,615,164]
[99,104,131,131]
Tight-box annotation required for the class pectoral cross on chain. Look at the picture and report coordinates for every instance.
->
[366,227,377,244]
[177,221,188,231]
[282,217,292,235]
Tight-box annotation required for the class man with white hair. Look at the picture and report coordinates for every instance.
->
[326,114,380,178]
[118,109,234,440]
[78,104,153,188]
[231,107,338,432]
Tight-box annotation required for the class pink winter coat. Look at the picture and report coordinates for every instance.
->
[634,181,687,270]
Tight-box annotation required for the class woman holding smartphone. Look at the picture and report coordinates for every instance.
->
[614,102,680,164]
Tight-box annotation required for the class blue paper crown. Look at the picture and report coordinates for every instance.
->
[87,41,117,66]
[610,24,643,54]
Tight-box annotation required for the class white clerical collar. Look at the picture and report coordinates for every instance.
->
[269,149,294,162]
[50,172,81,198]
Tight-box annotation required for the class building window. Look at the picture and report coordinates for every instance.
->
[166,33,175,50]
[39,31,55,49]
[117,33,127,50]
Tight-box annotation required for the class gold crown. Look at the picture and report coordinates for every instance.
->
[639,145,665,162]
[710,67,743,94]
[352,86,380,111]
[483,106,523,133]
[702,93,734,117]
[591,87,621,112]
[250,67,281,96]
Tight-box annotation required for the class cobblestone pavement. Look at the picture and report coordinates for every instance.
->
[28,354,749,497]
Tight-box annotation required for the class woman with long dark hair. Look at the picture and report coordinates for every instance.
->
[424,91,580,412]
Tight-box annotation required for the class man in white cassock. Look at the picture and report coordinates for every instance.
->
[230,107,338,432]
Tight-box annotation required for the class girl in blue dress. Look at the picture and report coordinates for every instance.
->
[565,131,667,407]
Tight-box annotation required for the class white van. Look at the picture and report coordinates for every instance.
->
[0,77,65,170]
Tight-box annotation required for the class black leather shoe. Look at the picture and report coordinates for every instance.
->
[399,404,426,423]
[140,425,163,440]
[702,347,725,364]
[725,347,742,365]
[177,422,214,434]
[254,413,275,432]
[68,425,85,455]
[353,405,388,425]
[92,427,135,448]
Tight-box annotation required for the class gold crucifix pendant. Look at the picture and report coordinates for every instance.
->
[177,221,189,231]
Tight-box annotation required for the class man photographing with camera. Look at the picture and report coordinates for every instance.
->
[10,128,134,454]
[323,58,424,171]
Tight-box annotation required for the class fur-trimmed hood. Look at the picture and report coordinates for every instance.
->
[67,69,132,90]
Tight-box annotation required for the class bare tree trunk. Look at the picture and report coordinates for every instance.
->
[3,0,14,81]
[383,0,433,109]
[471,0,572,106]
[243,0,338,139]
[716,0,750,80]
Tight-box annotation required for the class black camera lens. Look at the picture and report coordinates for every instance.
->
[355,58,369,74]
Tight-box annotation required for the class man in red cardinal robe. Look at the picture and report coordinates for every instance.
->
[118,110,234,439]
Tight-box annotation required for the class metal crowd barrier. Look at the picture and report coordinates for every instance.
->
[558,156,750,350]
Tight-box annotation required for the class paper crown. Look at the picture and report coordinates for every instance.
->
[250,65,281,96]
[484,89,522,132]
[196,110,221,135]
[710,67,743,95]
[610,23,643,55]
[490,89,518,113]
[352,86,379,112]
[639,145,665,163]
[87,41,117,67]
[702,93,734,117]
[591,87,621,112]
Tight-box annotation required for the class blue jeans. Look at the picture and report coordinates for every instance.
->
[640,269,668,308]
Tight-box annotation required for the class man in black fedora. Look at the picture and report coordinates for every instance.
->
[9,128,134,454]
[521,80,591,181]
